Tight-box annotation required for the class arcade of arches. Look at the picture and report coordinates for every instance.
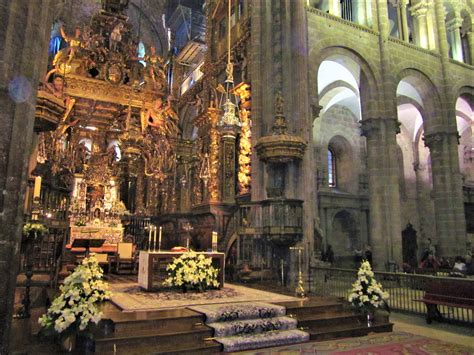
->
[0,0,473,351]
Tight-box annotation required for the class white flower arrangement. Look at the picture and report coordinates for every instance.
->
[39,255,111,335]
[348,260,389,312]
[163,250,220,292]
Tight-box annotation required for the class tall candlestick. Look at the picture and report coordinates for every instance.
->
[186,238,189,250]
[159,226,162,251]
[33,176,42,199]
[153,226,157,252]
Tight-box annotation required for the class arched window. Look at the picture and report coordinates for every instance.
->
[328,148,337,187]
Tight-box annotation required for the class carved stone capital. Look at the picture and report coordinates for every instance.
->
[446,17,464,32]
[409,1,432,18]
[360,118,400,138]
[423,131,460,150]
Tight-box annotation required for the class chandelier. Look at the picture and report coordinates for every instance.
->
[217,0,241,129]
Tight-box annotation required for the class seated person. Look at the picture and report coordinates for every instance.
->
[419,254,440,269]
[452,256,467,273]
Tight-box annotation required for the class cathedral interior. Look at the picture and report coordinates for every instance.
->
[0,0,473,353]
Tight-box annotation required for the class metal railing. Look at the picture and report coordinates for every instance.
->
[310,266,473,324]
[238,199,303,234]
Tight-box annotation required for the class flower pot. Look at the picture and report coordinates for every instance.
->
[366,310,375,327]
[76,331,95,354]
[59,333,76,352]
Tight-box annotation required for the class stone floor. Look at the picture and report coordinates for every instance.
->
[390,312,474,348]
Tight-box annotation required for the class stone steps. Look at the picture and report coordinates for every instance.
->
[95,326,214,353]
[307,321,394,341]
[297,311,364,328]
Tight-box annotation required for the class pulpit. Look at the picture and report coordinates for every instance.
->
[138,251,225,291]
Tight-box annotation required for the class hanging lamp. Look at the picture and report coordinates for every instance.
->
[218,0,241,128]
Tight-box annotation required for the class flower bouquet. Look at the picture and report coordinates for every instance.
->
[163,250,220,292]
[39,255,111,348]
[348,260,389,324]
[22,222,48,239]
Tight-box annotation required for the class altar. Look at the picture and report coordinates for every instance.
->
[138,251,225,291]
[70,225,123,245]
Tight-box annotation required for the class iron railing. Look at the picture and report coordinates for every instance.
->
[310,266,473,324]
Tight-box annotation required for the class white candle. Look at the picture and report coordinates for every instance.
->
[212,231,218,245]
[148,225,152,250]
[33,176,42,199]
[159,226,162,250]
[153,226,157,250]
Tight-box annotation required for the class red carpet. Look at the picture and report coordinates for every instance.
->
[240,331,473,354]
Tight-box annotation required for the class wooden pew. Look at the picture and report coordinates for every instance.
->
[415,280,474,323]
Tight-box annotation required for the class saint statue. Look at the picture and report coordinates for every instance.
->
[54,25,83,66]
[144,46,167,89]
[140,97,179,136]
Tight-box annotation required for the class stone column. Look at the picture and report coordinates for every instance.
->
[353,0,368,26]
[410,2,429,49]
[328,0,341,17]
[466,31,474,66]
[447,17,464,62]
[0,1,55,352]
[361,118,403,269]
[398,0,410,42]
[424,131,466,257]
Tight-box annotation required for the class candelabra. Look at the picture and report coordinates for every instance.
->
[290,246,306,298]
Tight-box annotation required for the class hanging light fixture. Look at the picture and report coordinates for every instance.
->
[218,0,241,128]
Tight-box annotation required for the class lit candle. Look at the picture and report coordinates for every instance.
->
[148,225,152,251]
[158,226,162,251]
[33,176,42,199]
[212,231,218,246]
[153,226,157,251]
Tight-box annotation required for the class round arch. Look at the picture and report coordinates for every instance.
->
[396,68,444,133]
[309,46,381,119]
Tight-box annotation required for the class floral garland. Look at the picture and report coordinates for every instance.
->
[39,255,111,335]
[22,223,48,238]
[348,260,389,312]
[163,250,220,292]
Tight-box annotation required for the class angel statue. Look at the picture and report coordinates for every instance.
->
[140,96,179,137]
[144,46,167,89]
[54,25,83,66]
[110,22,125,52]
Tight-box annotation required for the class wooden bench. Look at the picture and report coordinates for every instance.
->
[415,280,474,323]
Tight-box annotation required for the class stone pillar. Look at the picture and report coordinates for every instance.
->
[424,131,466,257]
[361,118,403,269]
[353,0,368,26]
[328,0,341,17]
[398,0,410,42]
[410,2,429,49]
[0,1,55,352]
[466,31,474,66]
[447,17,464,62]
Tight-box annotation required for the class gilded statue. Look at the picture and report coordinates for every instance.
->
[54,25,83,66]
[43,71,77,135]
[110,22,125,52]
[140,97,179,136]
[144,46,167,89]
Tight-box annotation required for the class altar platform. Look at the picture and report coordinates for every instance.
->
[95,278,393,354]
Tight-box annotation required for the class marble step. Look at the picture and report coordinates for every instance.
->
[217,329,310,352]
[96,339,221,355]
[297,311,364,328]
[308,321,394,341]
[106,310,204,335]
[95,325,213,352]
[283,300,344,317]
[209,316,298,337]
